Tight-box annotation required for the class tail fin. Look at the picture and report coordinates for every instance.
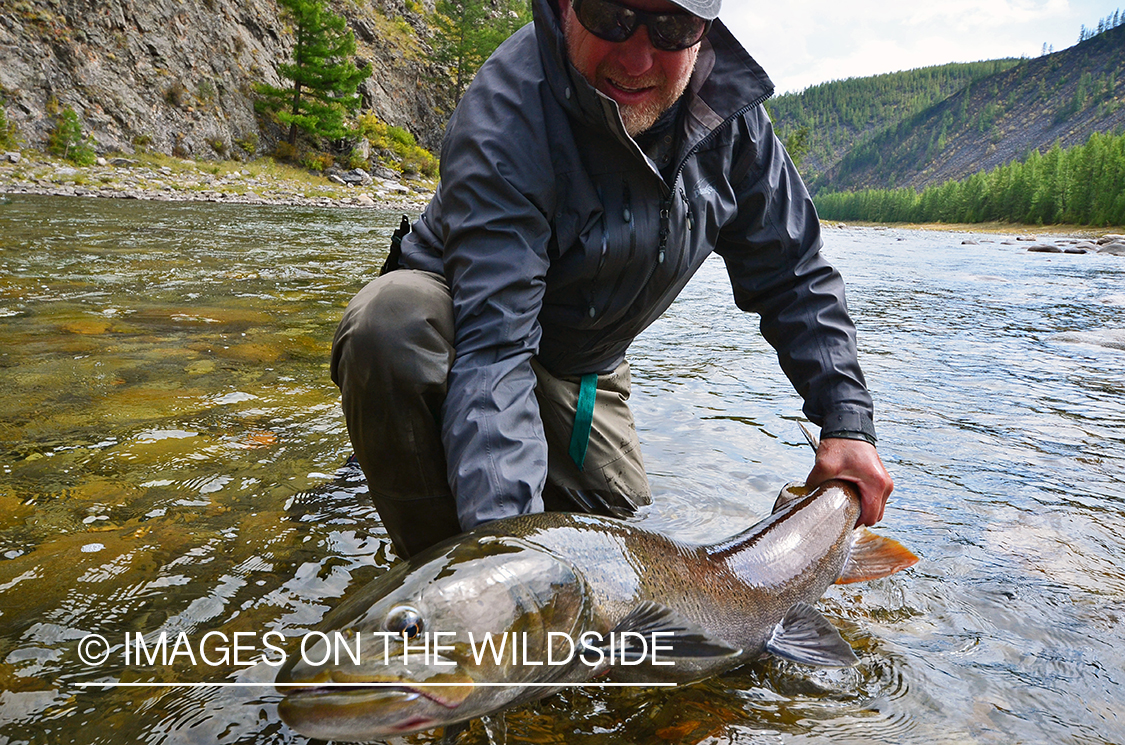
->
[835,527,919,584]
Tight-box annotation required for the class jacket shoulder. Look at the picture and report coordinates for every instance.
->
[439,25,571,213]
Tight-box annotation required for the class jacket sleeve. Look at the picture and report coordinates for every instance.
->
[714,106,877,443]
[433,66,557,531]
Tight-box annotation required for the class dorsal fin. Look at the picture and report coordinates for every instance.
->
[772,482,812,513]
[835,527,920,584]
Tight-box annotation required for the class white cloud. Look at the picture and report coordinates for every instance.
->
[721,0,1121,93]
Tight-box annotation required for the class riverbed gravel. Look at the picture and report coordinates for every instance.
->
[0,151,434,211]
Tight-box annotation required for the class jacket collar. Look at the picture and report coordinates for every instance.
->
[533,0,775,152]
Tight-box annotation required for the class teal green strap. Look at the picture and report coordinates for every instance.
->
[568,373,598,471]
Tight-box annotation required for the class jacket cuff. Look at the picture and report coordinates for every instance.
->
[819,408,878,446]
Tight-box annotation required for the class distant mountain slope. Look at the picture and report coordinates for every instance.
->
[816,23,1125,193]
[767,59,1020,183]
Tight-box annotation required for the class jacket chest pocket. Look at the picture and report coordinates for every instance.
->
[546,170,667,330]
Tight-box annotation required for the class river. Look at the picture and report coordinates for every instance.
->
[1,194,1123,744]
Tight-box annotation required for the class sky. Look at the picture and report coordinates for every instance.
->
[721,0,1124,94]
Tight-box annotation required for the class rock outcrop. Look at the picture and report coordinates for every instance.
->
[0,0,452,159]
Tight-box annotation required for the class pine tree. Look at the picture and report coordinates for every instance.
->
[255,0,372,146]
[813,131,1125,227]
[47,107,95,165]
[432,0,530,100]
[0,98,18,151]
[784,126,810,169]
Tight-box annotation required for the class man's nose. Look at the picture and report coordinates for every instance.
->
[614,24,658,76]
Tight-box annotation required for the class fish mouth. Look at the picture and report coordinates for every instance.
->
[277,685,447,738]
[280,680,468,710]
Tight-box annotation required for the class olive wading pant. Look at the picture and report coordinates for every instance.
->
[330,269,652,559]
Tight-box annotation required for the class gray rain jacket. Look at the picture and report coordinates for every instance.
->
[399,0,876,530]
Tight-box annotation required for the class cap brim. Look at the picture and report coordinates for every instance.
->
[669,0,720,20]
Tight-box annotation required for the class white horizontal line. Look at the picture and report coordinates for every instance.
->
[75,681,677,688]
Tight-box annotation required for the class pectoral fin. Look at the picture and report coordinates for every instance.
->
[765,602,858,667]
[835,527,920,584]
[588,601,742,663]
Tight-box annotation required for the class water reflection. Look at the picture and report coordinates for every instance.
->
[1,196,1124,743]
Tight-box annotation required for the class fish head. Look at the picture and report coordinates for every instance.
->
[276,533,592,739]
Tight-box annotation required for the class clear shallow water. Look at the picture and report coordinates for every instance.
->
[1,195,1123,744]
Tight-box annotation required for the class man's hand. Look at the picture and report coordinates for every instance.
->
[805,437,894,526]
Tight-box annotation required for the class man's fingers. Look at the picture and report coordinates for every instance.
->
[805,437,893,527]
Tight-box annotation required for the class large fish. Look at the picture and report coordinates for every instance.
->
[275,479,918,741]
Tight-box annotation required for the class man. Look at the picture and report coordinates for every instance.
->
[331,0,893,559]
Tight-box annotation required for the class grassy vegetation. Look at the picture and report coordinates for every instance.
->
[356,113,438,177]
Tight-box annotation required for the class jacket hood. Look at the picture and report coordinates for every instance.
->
[532,0,774,150]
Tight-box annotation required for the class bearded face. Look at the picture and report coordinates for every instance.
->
[562,0,700,137]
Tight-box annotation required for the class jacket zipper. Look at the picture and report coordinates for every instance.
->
[657,88,774,283]
[642,90,774,293]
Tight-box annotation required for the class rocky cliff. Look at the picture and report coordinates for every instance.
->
[0,0,451,159]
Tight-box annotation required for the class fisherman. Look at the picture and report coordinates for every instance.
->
[331,0,894,559]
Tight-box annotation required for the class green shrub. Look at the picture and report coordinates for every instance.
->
[299,150,334,172]
[273,141,298,162]
[340,147,368,170]
[356,112,437,177]
[386,125,416,148]
[133,133,153,153]
[0,104,18,150]
[235,132,258,155]
[165,79,189,108]
[401,147,437,178]
[47,107,95,165]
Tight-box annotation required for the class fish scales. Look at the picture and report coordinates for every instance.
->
[275,479,917,740]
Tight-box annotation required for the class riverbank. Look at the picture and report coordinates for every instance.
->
[3,154,1122,247]
[820,219,1125,255]
[0,150,435,210]
[822,219,1123,237]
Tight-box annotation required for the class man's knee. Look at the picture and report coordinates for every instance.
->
[331,270,455,391]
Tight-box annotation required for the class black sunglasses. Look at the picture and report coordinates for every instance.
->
[571,0,712,51]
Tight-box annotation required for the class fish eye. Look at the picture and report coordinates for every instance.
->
[385,605,424,639]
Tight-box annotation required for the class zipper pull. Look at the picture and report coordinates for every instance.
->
[658,198,671,264]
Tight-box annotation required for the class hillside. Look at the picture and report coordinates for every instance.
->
[0,0,452,159]
[816,23,1125,193]
[767,59,1021,183]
